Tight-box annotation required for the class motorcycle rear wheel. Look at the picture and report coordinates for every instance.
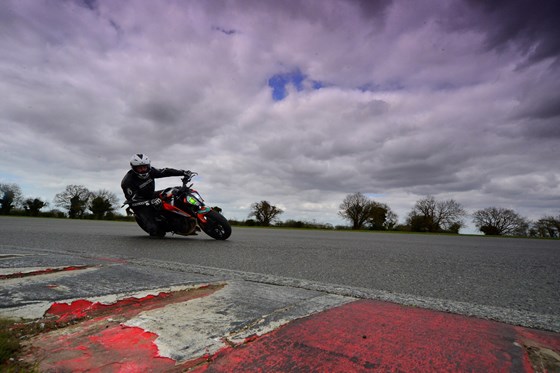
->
[200,210,232,240]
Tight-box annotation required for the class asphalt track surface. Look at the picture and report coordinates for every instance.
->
[2,216,560,371]
[1,216,559,330]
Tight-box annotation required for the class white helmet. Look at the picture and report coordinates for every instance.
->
[130,153,151,179]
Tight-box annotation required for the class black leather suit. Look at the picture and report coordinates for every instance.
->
[121,167,184,236]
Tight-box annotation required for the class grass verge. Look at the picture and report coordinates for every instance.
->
[0,318,39,372]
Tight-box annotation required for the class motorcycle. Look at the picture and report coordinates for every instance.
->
[124,172,232,240]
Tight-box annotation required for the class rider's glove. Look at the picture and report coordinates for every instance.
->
[183,170,193,177]
[150,198,162,210]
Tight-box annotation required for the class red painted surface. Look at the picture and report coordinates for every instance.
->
[46,293,162,323]
[22,285,222,372]
[30,322,179,372]
[22,292,560,371]
[195,300,560,372]
[0,265,91,279]
[46,285,219,324]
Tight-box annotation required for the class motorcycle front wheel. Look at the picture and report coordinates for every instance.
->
[199,210,232,240]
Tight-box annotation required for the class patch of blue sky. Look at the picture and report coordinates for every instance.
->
[268,70,327,101]
[311,80,326,90]
[268,72,404,100]
[0,171,20,183]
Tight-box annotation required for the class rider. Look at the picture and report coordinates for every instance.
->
[121,153,192,236]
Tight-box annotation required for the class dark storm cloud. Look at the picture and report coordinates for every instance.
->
[520,119,560,139]
[352,0,393,18]
[78,0,98,11]
[513,88,560,123]
[462,0,560,65]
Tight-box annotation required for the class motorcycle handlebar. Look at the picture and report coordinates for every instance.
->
[181,171,198,184]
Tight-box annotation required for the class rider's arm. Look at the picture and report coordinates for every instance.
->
[121,172,151,203]
[121,174,137,202]
[151,167,187,178]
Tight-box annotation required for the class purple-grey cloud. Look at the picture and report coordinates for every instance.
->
[0,0,558,231]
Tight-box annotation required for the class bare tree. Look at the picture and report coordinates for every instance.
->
[54,185,91,218]
[472,207,529,236]
[338,192,373,230]
[89,189,119,219]
[0,183,23,215]
[339,193,398,230]
[248,200,283,226]
[407,196,466,233]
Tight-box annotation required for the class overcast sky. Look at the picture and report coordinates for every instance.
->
[1,0,559,232]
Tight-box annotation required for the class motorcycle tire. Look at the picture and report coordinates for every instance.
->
[199,210,232,240]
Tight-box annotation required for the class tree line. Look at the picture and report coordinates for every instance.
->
[0,183,120,220]
[240,194,559,238]
[336,193,559,238]
[1,182,558,238]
